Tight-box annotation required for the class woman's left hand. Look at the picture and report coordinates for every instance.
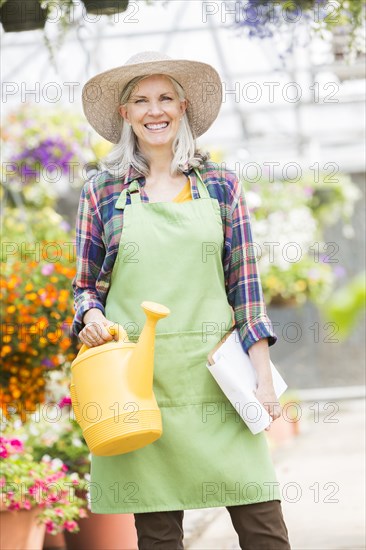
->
[253,382,281,431]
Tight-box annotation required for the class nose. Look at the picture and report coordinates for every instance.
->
[147,100,164,117]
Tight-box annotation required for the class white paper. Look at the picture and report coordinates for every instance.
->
[206,329,288,435]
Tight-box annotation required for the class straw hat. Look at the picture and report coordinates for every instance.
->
[82,51,223,143]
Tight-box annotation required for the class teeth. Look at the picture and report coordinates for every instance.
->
[145,123,168,130]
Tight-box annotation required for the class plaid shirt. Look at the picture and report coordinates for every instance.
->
[72,161,278,354]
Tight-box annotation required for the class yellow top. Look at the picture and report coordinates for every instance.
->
[172,179,192,203]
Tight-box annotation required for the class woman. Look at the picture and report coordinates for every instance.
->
[72,51,291,549]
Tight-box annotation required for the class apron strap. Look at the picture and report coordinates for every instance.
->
[115,179,140,210]
[115,169,209,210]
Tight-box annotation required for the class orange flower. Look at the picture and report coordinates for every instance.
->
[1,345,11,356]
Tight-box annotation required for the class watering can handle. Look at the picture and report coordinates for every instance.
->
[78,324,128,355]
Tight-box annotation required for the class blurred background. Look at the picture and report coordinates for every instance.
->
[1,1,365,549]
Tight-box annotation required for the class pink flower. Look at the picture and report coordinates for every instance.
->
[29,485,39,496]
[23,500,32,510]
[78,508,88,518]
[47,494,60,503]
[10,439,23,450]
[41,264,55,276]
[58,396,72,408]
[63,520,78,532]
[0,445,8,459]
[54,508,64,517]
[45,520,56,534]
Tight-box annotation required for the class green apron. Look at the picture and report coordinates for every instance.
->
[90,169,281,513]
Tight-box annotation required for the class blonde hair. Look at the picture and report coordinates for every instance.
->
[101,75,209,178]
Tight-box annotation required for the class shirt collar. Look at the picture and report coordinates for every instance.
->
[124,165,145,186]
[123,164,198,187]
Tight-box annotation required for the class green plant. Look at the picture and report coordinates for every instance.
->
[232,0,366,56]
[0,206,78,418]
[25,393,90,478]
[321,271,366,338]
[1,104,93,210]
[244,171,361,306]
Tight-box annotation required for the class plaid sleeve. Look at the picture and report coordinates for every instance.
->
[223,175,278,354]
[71,175,106,336]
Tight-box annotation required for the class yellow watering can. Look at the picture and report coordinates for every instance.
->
[70,301,170,457]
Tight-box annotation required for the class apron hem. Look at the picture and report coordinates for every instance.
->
[90,495,282,514]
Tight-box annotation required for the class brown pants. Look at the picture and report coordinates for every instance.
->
[134,499,291,549]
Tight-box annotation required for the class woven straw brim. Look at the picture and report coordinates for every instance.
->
[82,59,223,143]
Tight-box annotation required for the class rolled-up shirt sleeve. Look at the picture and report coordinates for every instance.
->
[223,175,278,355]
[71,176,106,336]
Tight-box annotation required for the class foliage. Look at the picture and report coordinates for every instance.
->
[244,170,361,306]
[231,0,366,56]
[0,424,88,535]
[260,256,335,306]
[23,398,90,478]
[0,207,78,419]
[23,371,90,478]
[1,104,93,209]
[321,271,366,338]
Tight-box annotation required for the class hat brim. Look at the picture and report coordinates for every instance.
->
[82,59,222,143]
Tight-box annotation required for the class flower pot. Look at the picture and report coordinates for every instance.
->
[64,511,137,550]
[0,508,46,550]
[266,413,299,448]
[0,0,47,32]
[269,295,299,308]
[43,531,66,550]
[82,0,129,15]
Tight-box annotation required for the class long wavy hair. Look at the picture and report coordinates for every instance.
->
[101,75,209,178]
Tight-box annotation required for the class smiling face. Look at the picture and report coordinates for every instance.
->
[118,74,187,155]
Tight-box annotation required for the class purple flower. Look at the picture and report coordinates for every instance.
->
[232,0,330,43]
[60,220,71,232]
[11,137,77,183]
[334,266,346,279]
[41,358,54,368]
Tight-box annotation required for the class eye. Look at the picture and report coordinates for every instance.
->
[134,98,146,103]
[161,96,173,101]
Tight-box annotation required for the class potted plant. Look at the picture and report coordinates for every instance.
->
[0,0,47,32]
[0,211,78,420]
[244,171,361,307]
[21,390,90,550]
[0,428,88,550]
[25,392,90,481]
[23,390,138,550]
[231,0,366,56]
[82,0,129,15]
[265,391,302,452]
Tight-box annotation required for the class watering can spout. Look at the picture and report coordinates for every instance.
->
[128,301,170,398]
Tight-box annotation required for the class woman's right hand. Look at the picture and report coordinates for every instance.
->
[79,308,117,348]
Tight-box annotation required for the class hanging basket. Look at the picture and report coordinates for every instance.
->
[82,0,129,15]
[0,0,47,32]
